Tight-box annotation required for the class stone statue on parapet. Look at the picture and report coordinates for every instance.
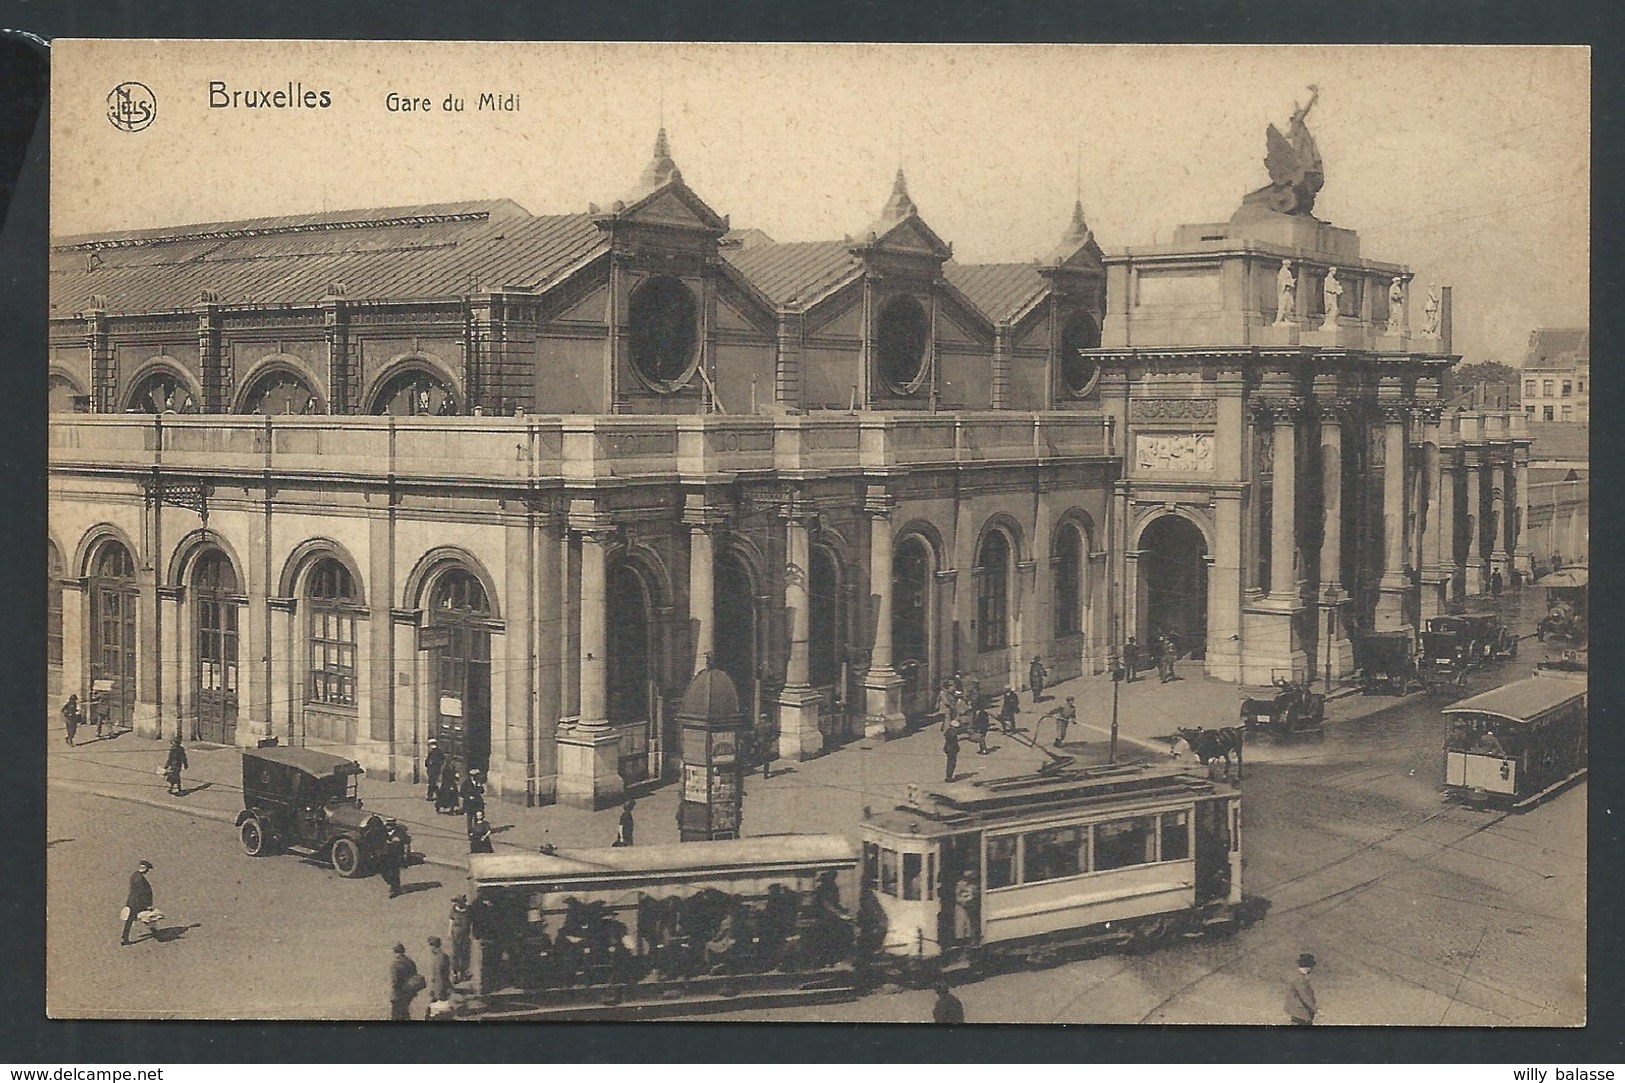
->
[1387,277,1407,335]
[1422,286,1441,336]
[1322,267,1343,328]
[1242,85,1325,217]
[1275,261,1297,325]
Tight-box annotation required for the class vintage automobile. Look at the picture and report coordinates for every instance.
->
[1353,630,1421,696]
[1416,629,1470,695]
[1239,678,1325,734]
[1426,614,1516,668]
[236,740,413,877]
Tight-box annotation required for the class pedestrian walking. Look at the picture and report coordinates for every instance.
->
[943,725,960,783]
[1284,953,1318,1025]
[448,895,473,983]
[998,687,1020,734]
[933,681,953,730]
[461,767,486,833]
[1123,636,1141,682]
[120,859,156,945]
[1028,655,1048,702]
[616,800,636,847]
[468,810,495,854]
[163,732,189,795]
[1158,634,1178,683]
[435,760,460,815]
[425,936,454,1020]
[1044,696,1077,747]
[424,738,445,804]
[62,694,82,747]
[932,978,965,1024]
[970,704,991,754]
[1491,570,1504,597]
[388,943,424,1021]
[379,832,404,898]
[944,687,965,734]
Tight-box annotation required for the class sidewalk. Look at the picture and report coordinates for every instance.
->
[50,634,1449,874]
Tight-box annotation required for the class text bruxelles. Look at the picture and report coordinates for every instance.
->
[209,81,332,109]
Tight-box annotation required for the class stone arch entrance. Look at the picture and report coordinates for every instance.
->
[808,545,843,691]
[190,549,241,744]
[892,534,934,715]
[428,569,493,777]
[713,551,758,725]
[86,538,138,733]
[1140,514,1209,657]
[607,560,658,783]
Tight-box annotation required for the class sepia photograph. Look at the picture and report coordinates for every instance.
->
[44,40,1589,1025]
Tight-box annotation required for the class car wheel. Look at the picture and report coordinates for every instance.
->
[331,836,365,878]
[240,817,271,857]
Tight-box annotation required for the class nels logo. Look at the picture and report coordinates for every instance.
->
[107,82,157,132]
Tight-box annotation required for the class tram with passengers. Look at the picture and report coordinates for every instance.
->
[1535,566,1588,673]
[454,762,1264,1017]
[1442,672,1587,808]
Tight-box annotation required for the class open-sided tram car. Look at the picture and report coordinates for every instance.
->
[1536,567,1588,673]
[1442,672,1587,809]
[861,762,1264,972]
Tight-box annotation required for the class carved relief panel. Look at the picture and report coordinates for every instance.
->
[1135,432,1216,473]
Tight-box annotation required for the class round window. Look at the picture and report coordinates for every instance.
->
[876,295,930,394]
[628,275,698,390]
[1060,311,1101,396]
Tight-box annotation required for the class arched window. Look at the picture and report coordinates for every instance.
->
[245,369,320,415]
[429,569,492,775]
[976,530,1011,652]
[47,539,64,673]
[307,559,359,707]
[1053,524,1084,637]
[49,374,89,414]
[628,275,698,390]
[371,366,457,416]
[127,369,196,414]
[1059,311,1101,396]
[193,550,240,744]
[876,295,930,394]
[88,540,138,731]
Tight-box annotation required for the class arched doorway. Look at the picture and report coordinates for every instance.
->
[429,570,492,777]
[1140,515,1209,657]
[892,536,933,715]
[191,550,241,744]
[808,546,847,732]
[88,540,138,733]
[371,366,458,416]
[713,552,758,725]
[48,539,64,700]
[606,563,654,783]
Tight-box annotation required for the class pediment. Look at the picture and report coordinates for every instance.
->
[865,216,953,261]
[616,182,728,233]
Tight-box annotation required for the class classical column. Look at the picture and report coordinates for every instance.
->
[555,506,623,809]
[1374,400,1413,631]
[1316,401,1355,680]
[1269,402,1301,601]
[1462,452,1485,596]
[862,489,906,739]
[1416,402,1449,620]
[687,521,715,674]
[1485,458,1508,582]
[1512,451,1534,577]
[777,503,825,760]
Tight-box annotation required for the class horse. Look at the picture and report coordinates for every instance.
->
[1170,726,1244,781]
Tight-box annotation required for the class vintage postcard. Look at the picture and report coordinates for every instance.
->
[46,41,1588,1023]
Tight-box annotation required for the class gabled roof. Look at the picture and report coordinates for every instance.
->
[51,205,607,316]
[593,128,729,234]
[943,263,1047,325]
[1524,327,1589,368]
[52,199,531,249]
[722,240,860,308]
[852,170,953,260]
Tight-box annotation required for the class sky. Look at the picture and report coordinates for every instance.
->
[51,41,1588,366]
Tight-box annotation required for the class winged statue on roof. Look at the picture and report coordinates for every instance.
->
[1243,85,1325,217]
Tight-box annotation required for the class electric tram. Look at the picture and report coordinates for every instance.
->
[1442,672,1587,808]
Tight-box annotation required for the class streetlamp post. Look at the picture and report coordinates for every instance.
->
[1322,585,1340,691]
[1109,653,1123,764]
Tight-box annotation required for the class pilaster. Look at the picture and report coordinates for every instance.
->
[1374,397,1414,632]
[861,487,906,739]
[777,498,824,760]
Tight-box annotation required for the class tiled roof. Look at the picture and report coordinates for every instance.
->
[1524,327,1589,368]
[50,202,606,316]
[721,240,859,308]
[1525,421,1589,462]
[944,262,1046,324]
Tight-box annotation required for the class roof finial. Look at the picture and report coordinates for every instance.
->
[878,168,916,225]
[637,125,681,192]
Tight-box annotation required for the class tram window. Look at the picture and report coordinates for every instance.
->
[1094,815,1158,871]
[1160,811,1191,861]
[879,848,899,896]
[903,853,924,900]
[987,836,1019,889]
[926,852,936,901]
[1022,825,1085,883]
[863,843,881,891]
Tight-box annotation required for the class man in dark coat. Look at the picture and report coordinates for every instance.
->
[461,768,486,834]
[163,733,189,795]
[1284,952,1318,1025]
[468,811,495,854]
[970,704,990,755]
[998,687,1020,735]
[379,825,406,899]
[435,761,460,814]
[425,935,453,1019]
[62,695,82,747]
[1028,656,1048,702]
[943,726,960,783]
[423,738,445,804]
[388,943,421,1021]
[121,860,154,945]
[932,978,965,1024]
[448,895,473,983]
[1123,636,1141,682]
[617,800,636,847]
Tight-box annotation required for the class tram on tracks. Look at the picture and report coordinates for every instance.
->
[453,762,1266,1019]
[1535,566,1588,673]
[1442,672,1587,809]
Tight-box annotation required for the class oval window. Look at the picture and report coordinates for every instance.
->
[1060,311,1101,396]
[876,295,930,394]
[628,275,698,390]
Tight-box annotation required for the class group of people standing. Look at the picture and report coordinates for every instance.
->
[387,894,478,1020]
[1122,632,1182,684]
[423,739,494,854]
[934,658,1084,782]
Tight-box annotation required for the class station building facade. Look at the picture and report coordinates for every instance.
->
[46,127,1545,808]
